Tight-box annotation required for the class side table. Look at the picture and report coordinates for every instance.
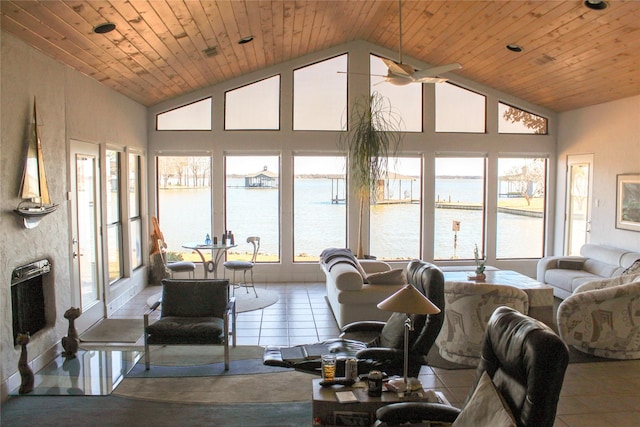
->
[311,379,438,426]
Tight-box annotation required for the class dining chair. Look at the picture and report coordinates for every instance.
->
[159,239,196,279]
[224,236,260,297]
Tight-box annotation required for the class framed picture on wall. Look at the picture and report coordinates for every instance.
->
[616,174,640,232]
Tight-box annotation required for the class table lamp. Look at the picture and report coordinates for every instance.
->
[377,284,441,395]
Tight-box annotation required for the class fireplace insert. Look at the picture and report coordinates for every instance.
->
[11,259,50,346]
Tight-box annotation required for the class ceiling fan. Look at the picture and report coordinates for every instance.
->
[377,0,462,86]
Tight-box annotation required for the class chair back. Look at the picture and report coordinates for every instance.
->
[158,239,168,267]
[475,306,569,427]
[161,279,229,318]
[379,260,445,376]
[247,236,260,263]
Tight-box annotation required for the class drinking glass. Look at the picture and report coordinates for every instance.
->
[321,354,336,381]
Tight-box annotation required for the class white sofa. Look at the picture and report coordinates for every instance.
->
[536,244,640,299]
[557,273,640,359]
[320,249,407,327]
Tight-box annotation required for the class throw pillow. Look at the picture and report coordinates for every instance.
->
[452,372,516,427]
[353,258,369,281]
[366,268,406,285]
[557,259,584,270]
[623,259,640,275]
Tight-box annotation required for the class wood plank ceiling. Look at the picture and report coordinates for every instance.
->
[2,1,639,112]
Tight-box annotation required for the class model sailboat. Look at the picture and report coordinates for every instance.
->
[14,98,57,228]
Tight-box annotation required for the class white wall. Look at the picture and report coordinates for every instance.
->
[1,32,147,399]
[556,95,640,253]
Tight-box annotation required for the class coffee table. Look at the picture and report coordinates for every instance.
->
[311,379,436,426]
[443,270,554,326]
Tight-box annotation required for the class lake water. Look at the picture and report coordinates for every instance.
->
[159,178,542,261]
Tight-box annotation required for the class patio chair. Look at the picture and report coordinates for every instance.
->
[224,236,260,297]
[158,239,196,279]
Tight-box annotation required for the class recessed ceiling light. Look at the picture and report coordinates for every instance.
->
[93,22,116,34]
[238,36,254,45]
[584,0,608,10]
[506,44,523,53]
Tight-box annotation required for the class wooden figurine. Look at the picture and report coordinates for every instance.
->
[62,307,81,358]
[16,333,34,394]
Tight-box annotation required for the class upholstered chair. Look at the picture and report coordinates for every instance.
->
[374,307,569,427]
[436,281,528,366]
[557,273,640,359]
[144,279,235,370]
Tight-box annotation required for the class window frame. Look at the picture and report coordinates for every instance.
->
[105,149,123,284]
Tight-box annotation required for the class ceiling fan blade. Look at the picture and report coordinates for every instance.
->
[412,76,450,84]
[411,62,462,80]
[380,58,414,77]
[337,71,389,78]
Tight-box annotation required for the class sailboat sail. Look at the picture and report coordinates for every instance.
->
[14,98,57,228]
[19,99,51,205]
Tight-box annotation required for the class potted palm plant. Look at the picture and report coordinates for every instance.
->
[339,92,403,259]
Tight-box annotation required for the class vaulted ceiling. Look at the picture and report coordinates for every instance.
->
[2,1,639,112]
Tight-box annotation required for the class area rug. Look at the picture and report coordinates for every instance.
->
[146,288,278,313]
[148,344,265,366]
[127,345,293,378]
[115,370,315,404]
[2,396,312,426]
[79,319,143,343]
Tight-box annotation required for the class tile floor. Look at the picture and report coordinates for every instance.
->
[112,282,640,427]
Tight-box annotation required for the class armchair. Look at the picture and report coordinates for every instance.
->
[144,279,236,370]
[374,306,569,427]
[436,281,529,366]
[557,273,640,359]
[263,260,444,378]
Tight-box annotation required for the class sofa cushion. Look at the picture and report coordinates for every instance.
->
[367,268,405,285]
[583,259,620,278]
[337,283,406,304]
[544,269,596,293]
[571,275,605,293]
[580,244,628,266]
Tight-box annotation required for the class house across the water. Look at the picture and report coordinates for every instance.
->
[245,166,278,188]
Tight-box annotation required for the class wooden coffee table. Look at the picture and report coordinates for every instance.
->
[443,270,554,326]
[312,379,434,426]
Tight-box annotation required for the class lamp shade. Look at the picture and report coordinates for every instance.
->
[377,284,441,315]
